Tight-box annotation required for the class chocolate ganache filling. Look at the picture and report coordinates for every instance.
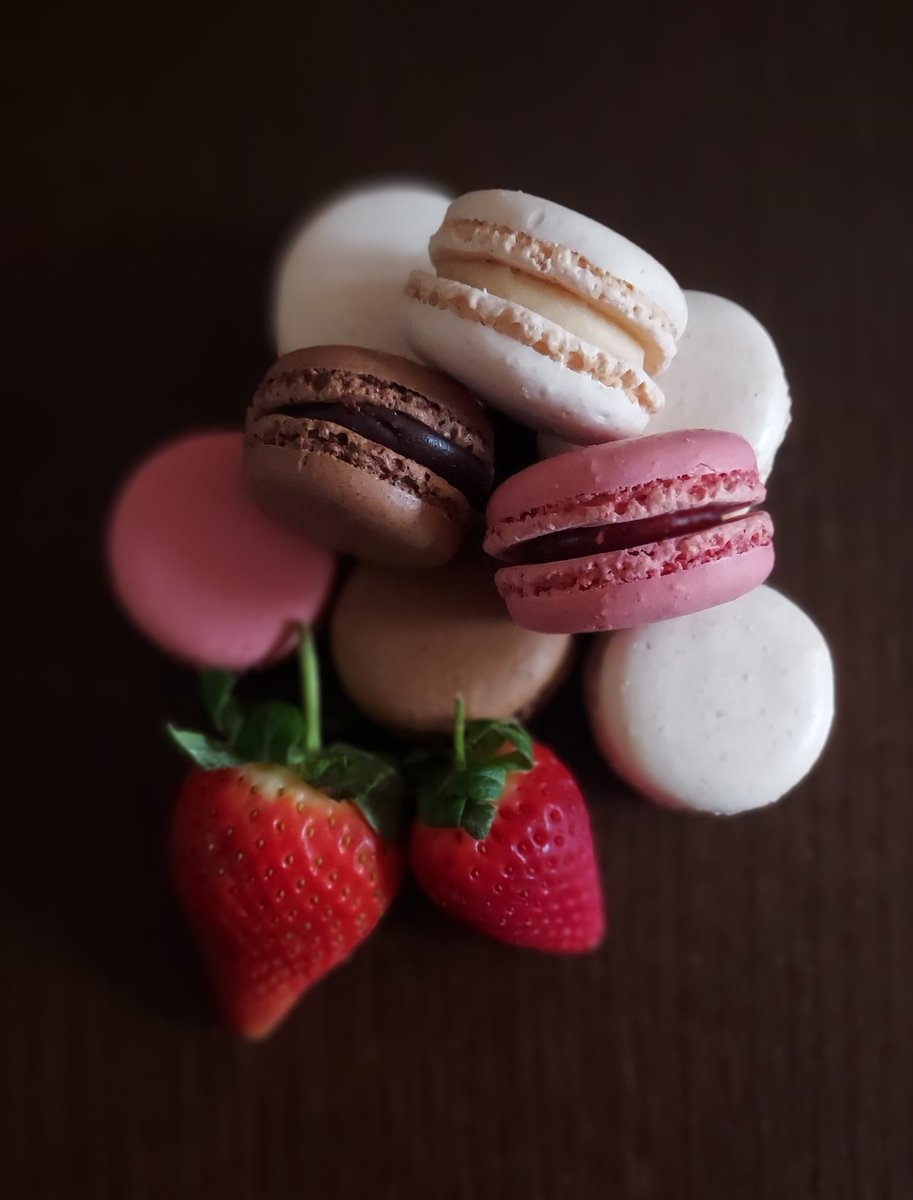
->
[499,503,751,565]
[271,399,492,510]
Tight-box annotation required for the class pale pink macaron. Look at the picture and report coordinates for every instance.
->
[107,432,337,669]
[484,429,774,633]
[404,189,687,444]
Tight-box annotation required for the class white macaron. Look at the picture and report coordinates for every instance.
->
[273,182,450,359]
[645,291,791,479]
[586,586,834,815]
[404,189,686,444]
[538,290,791,479]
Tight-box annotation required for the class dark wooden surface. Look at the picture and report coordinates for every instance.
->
[5,2,912,1197]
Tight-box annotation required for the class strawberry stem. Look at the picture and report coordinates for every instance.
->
[453,694,467,771]
[299,625,321,753]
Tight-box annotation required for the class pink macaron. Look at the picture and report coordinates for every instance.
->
[484,429,774,633]
[107,431,337,669]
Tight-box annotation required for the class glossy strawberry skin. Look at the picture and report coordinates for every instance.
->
[410,744,605,952]
[172,764,405,1038]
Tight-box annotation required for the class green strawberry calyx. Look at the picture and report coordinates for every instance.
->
[168,628,404,841]
[413,697,535,840]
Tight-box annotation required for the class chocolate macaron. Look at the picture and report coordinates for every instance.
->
[330,555,575,736]
[244,347,494,568]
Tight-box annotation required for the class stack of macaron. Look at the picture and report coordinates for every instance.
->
[109,179,835,816]
[106,182,834,1033]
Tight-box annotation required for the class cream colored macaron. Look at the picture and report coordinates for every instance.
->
[586,586,835,814]
[404,189,686,444]
[644,292,791,479]
[538,291,791,480]
[274,182,450,359]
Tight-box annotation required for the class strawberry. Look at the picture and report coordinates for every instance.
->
[410,699,605,952]
[168,629,405,1038]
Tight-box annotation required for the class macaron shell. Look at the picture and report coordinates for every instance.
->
[645,292,791,480]
[273,183,450,359]
[330,557,574,735]
[487,429,762,540]
[440,190,688,345]
[107,432,336,669]
[404,286,652,443]
[244,442,466,568]
[497,535,774,633]
[586,586,835,814]
[254,344,493,444]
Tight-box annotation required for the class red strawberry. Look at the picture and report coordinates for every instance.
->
[169,630,405,1038]
[410,700,605,952]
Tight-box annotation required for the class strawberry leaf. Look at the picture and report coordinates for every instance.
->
[200,670,243,740]
[462,764,514,801]
[167,725,243,769]
[233,702,305,764]
[418,764,516,836]
[465,720,534,769]
[485,749,535,776]
[303,743,405,841]
[413,706,536,838]
[461,797,501,840]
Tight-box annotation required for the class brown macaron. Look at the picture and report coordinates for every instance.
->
[330,555,575,736]
[244,346,494,568]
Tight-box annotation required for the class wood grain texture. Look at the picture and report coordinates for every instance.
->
[4,1,912,1197]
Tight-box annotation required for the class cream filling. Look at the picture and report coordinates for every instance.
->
[436,257,647,369]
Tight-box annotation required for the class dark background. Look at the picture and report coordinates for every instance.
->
[5,2,912,1197]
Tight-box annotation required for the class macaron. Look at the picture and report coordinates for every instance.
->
[330,556,574,736]
[586,586,835,814]
[636,292,791,479]
[273,182,450,360]
[244,346,495,568]
[537,292,791,478]
[484,429,774,633]
[404,189,687,443]
[107,432,336,670]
